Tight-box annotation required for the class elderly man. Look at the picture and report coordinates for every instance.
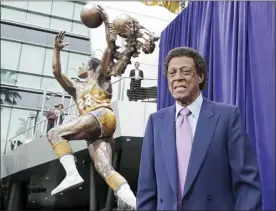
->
[137,47,262,210]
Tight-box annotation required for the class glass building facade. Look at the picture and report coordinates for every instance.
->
[0,1,92,154]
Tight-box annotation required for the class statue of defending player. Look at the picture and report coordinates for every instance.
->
[47,5,159,210]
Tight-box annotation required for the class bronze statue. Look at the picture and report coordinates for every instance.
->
[47,4,159,210]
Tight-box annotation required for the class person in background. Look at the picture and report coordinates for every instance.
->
[129,61,144,89]
[136,47,261,210]
[56,104,64,125]
[46,104,64,133]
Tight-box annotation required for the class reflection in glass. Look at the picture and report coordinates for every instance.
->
[1,69,17,85]
[0,87,71,110]
[16,111,39,138]
[0,88,22,106]
[1,107,11,141]
[6,108,35,151]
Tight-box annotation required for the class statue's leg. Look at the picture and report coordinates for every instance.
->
[87,138,136,210]
[47,114,101,196]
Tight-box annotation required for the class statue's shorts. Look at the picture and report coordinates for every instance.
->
[86,107,116,143]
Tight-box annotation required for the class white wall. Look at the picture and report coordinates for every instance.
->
[88,1,177,100]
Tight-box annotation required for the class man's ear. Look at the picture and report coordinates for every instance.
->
[198,74,204,83]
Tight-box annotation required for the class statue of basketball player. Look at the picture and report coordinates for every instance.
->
[47,5,158,210]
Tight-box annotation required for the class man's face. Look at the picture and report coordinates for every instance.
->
[135,62,140,69]
[167,56,203,104]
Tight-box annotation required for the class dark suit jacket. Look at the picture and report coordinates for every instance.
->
[129,69,144,89]
[137,98,262,210]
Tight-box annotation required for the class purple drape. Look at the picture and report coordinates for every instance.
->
[157,2,275,210]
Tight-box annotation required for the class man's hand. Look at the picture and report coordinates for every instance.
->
[97,5,117,48]
[54,31,69,50]
[97,5,109,23]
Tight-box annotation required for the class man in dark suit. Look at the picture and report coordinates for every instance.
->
[136,47,262,210]
[129,61,144,90]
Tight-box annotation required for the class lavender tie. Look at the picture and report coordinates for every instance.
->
[176,108,192,204]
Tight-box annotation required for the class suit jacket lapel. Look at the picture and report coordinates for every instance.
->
[161,105,178,200]
[183,99,220,197]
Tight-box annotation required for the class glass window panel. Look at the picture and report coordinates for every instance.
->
[40,77,63,93]
[46,32,62,48]
[7,108,37,144]
[73,3,83,21]
[2,1,29,9]
[72,22,89,36]
[28,1,52,15]
[49,18,72,32]
[1,107,11,140]
[16,73,42,89]
[1,139,6,155]
[0,40,21,70]
[0,88,21,106]
[19,44,46,74]
[51,2,74,19]
[43,49,69,76]
[0,69,17,85]
[0,88,41,109]
[44,93,63,110]
[1,23,24,40]
[17,90,41,110]
[67,36,90,53]
[1,8,27,23]
[26,13,50,28]
[67,53,90,78]
[22,28,48,46]
[46,32,90,53]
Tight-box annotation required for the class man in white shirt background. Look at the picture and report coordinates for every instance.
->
[129,61,144,90]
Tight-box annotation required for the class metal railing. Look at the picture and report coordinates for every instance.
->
[3,103,78,154]
[113,76,157,102]
[2,77,157,154]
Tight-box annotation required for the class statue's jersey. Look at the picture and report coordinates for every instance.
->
[75,80,111,115]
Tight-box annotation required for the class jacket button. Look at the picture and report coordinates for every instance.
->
[207,195,212,200]
[160,198,163,203]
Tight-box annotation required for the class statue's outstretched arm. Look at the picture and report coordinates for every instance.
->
[96,5,118,76]
[52,31,76,96]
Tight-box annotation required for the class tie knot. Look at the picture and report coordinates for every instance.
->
[179,108,191,116]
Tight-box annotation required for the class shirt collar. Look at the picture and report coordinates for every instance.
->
[175,93,203,120]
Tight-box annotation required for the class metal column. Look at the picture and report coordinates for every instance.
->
[89,162,97,211]
[105,150,122,210]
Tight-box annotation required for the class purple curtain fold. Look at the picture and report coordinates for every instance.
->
[157,2,275,210]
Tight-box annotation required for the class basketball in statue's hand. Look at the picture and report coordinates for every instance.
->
[80,3,103,28]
